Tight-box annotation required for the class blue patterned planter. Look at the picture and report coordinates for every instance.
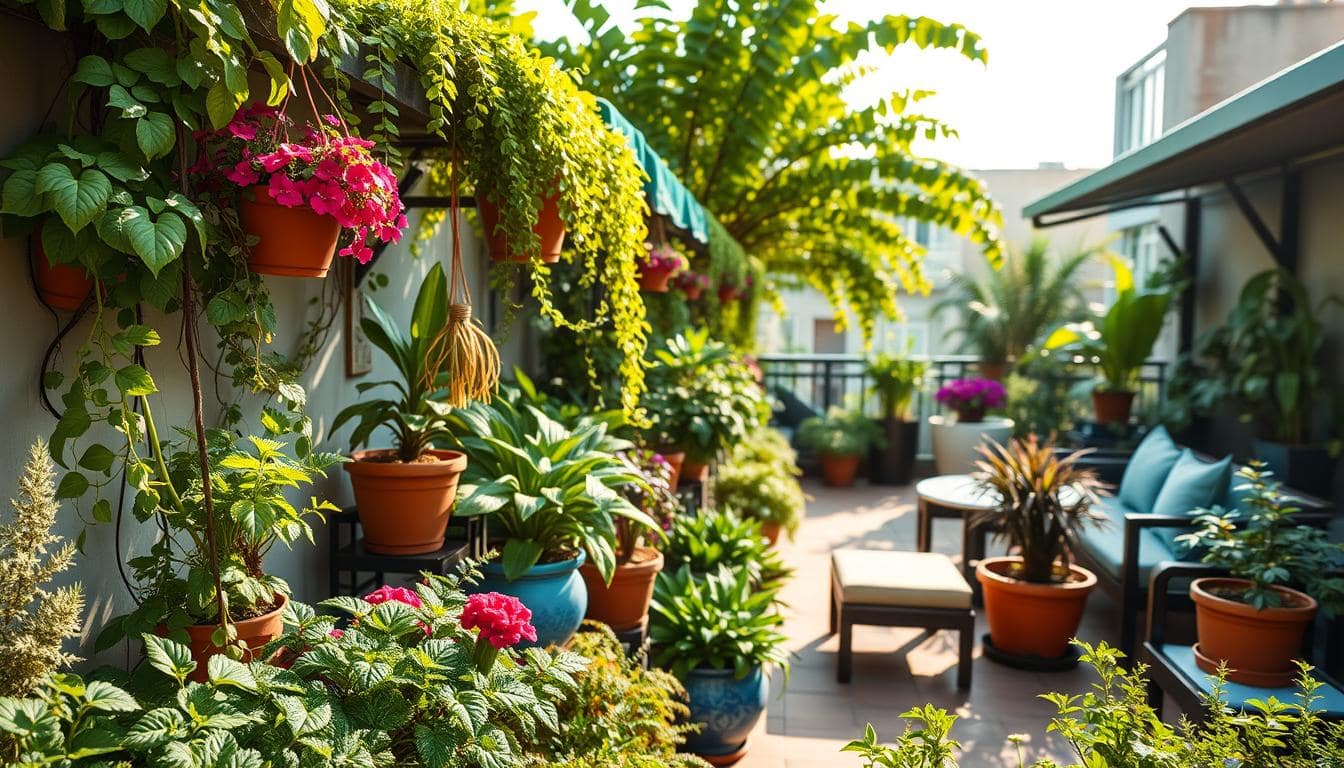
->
[682,665,769,758]
[473,552,587,648]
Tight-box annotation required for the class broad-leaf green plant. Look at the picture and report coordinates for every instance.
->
[797,407,882,458]
[650,564,790,681]
[661,507,792,592]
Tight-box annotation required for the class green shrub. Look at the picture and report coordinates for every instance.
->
[797,406,882,457]
[650,564,790,680]
[662,506,792,591]
[714,457,805,537]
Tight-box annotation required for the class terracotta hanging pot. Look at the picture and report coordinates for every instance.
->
[477,195,565,263]
[31,237,93,311]
[1092,390,1136,425]
[343,449,468,555]
[179,594,287,683]
[580,546,664,632]
[1190,577,1317,687]
[639,267,675,293]
[682,284,703,300]
[660,450,686,493]
[239,186,342,278]
[976,556,1097,659]
[819,452,861,487]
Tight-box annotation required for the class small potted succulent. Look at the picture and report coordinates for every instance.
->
[674,270,709,300]
[972,435,1106,660]
[449,398,658,647]
[650,564,790,764]
[639,242,688,293]
[331,264,470,555]
[866,353,929,485]
[929,376,1012,474]
[797,406,881,487]
[580,448,679,632]
[1178,464,1344,687]
[199,104,406,277]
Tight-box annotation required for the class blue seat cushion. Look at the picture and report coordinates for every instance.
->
[1160,644,1344,717]
[1150,450,1233,553]
[1118,426,1182,512]
[1075,497,1176,583]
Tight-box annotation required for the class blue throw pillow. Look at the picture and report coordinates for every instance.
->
[1150,450,1233,555]
[1118,425,1182,512]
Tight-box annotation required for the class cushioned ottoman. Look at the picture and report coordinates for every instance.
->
[829,549,975,688]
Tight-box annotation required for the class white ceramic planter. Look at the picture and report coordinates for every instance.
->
[928,415,1014,475]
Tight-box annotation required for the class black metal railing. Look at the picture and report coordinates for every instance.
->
[759,353,1168,437]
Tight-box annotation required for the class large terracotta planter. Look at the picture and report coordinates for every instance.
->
[682,665,769,763]
[869,418,918,486]
[976,557,1097,659]
[1092,390,1136,425]
[477,195,565,263]
[660,450,686,493]
[979,361,1008,381]
[760,521,782,547]
[31,238,93,311]
[180,594,287,683]
[680,457,710,483]
[474,553,587,648]
[239,186,342,278]
[580,546,664,631]
[819,452,861,487]
[343,449,467,555]
[929,415,1014,475]
[1190,577,1317,687]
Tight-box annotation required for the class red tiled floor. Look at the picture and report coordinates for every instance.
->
[734,479,1126,768]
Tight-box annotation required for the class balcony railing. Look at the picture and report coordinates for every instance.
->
[759,353,1168,442]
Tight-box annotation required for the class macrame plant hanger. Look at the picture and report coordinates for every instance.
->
[435,149,500,407]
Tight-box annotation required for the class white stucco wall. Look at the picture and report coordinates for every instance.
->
[0,16,527,666]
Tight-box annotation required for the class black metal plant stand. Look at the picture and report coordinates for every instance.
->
[328,507,488,597]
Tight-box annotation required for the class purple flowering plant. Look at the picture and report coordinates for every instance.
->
[934,377,1007,423]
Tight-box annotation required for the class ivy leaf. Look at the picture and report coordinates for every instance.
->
[50,408,91,467]
[121,206,185,275]
[107,84,147,119]
[94,151,147,183]
[256,52,290,107]
[165,193,207,246]
[277,0,327,63]
[36,164,111,233]
[124,47,179,86]
[135,112,175,160]
[115,364,157,397]
[94,12,136,40]
[72,54,115,86]
[79,444,116,473]
[122,0,166,31]
[205,80,242,131]
[56,471,88,499]
[1,168,45,217]
[91,499,112,523]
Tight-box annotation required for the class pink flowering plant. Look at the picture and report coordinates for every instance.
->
[935,377,1007,423]
[643,243,688,276]
[197,104,407,263]
[673,270,709,294]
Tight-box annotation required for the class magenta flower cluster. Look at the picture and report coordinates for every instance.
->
[197,105,407,264]
[461,592,538,649]
[673,271,709,292]
[643,243,688,275]
[935,377,1006,420]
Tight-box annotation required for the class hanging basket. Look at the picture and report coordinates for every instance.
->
[477,195,565,263]
[31,236,93,311]
[239,186,342,278]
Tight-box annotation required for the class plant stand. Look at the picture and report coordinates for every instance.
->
[327,507,487,597]
[981,634,1082,672]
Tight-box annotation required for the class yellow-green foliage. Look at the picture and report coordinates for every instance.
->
[0,440,82,697]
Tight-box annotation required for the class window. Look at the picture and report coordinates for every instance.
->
[1115,47,1166,156]
[1119,224,1163,288]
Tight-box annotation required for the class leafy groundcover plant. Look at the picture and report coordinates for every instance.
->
[662,506,793,592]
[0,566,589,767]
[650,564,790,680]
[843,641,1344,767]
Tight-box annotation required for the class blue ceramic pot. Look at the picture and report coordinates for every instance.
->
[472,552,587,648]
[682,665,769,757]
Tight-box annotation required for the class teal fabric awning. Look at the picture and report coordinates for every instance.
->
[598,97,709,245]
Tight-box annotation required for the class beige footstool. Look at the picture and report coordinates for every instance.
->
[829,549,975,688]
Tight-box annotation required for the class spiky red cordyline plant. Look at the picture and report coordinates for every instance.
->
[971,435,1108,584]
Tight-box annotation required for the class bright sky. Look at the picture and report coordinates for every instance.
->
[517,0,1279,170]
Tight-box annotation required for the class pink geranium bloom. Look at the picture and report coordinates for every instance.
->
[363,585,423,608]
[461,592,538,649]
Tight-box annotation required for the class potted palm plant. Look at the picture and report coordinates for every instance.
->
[929,377,1011,475]
[650,564,790,764]
[450,397,658,647]
[331,264,471,555]
[866,353,928,485]
[797,407,881,487]
[1044,256,1171,425]
[1178,464,1344,687]
[972,435,1106,660]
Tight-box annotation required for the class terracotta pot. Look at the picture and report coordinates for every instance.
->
[761,521,782,547]
[239,186,342,278]
[31,238,93,311]
[477,195,565,263]
[660,450,686,493]
[343,449,467,555]
[819,452,861,487]
[680,458,710,483]
[1092,390,1136,425]
[639,267,675,292]
[180,594,287,683]
[1190,577,1317,687]
[979,361,1009,381]
[682,284,703,301]
[580,546,664,631]
[717,285,740,303]
[976,557,1097,659]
